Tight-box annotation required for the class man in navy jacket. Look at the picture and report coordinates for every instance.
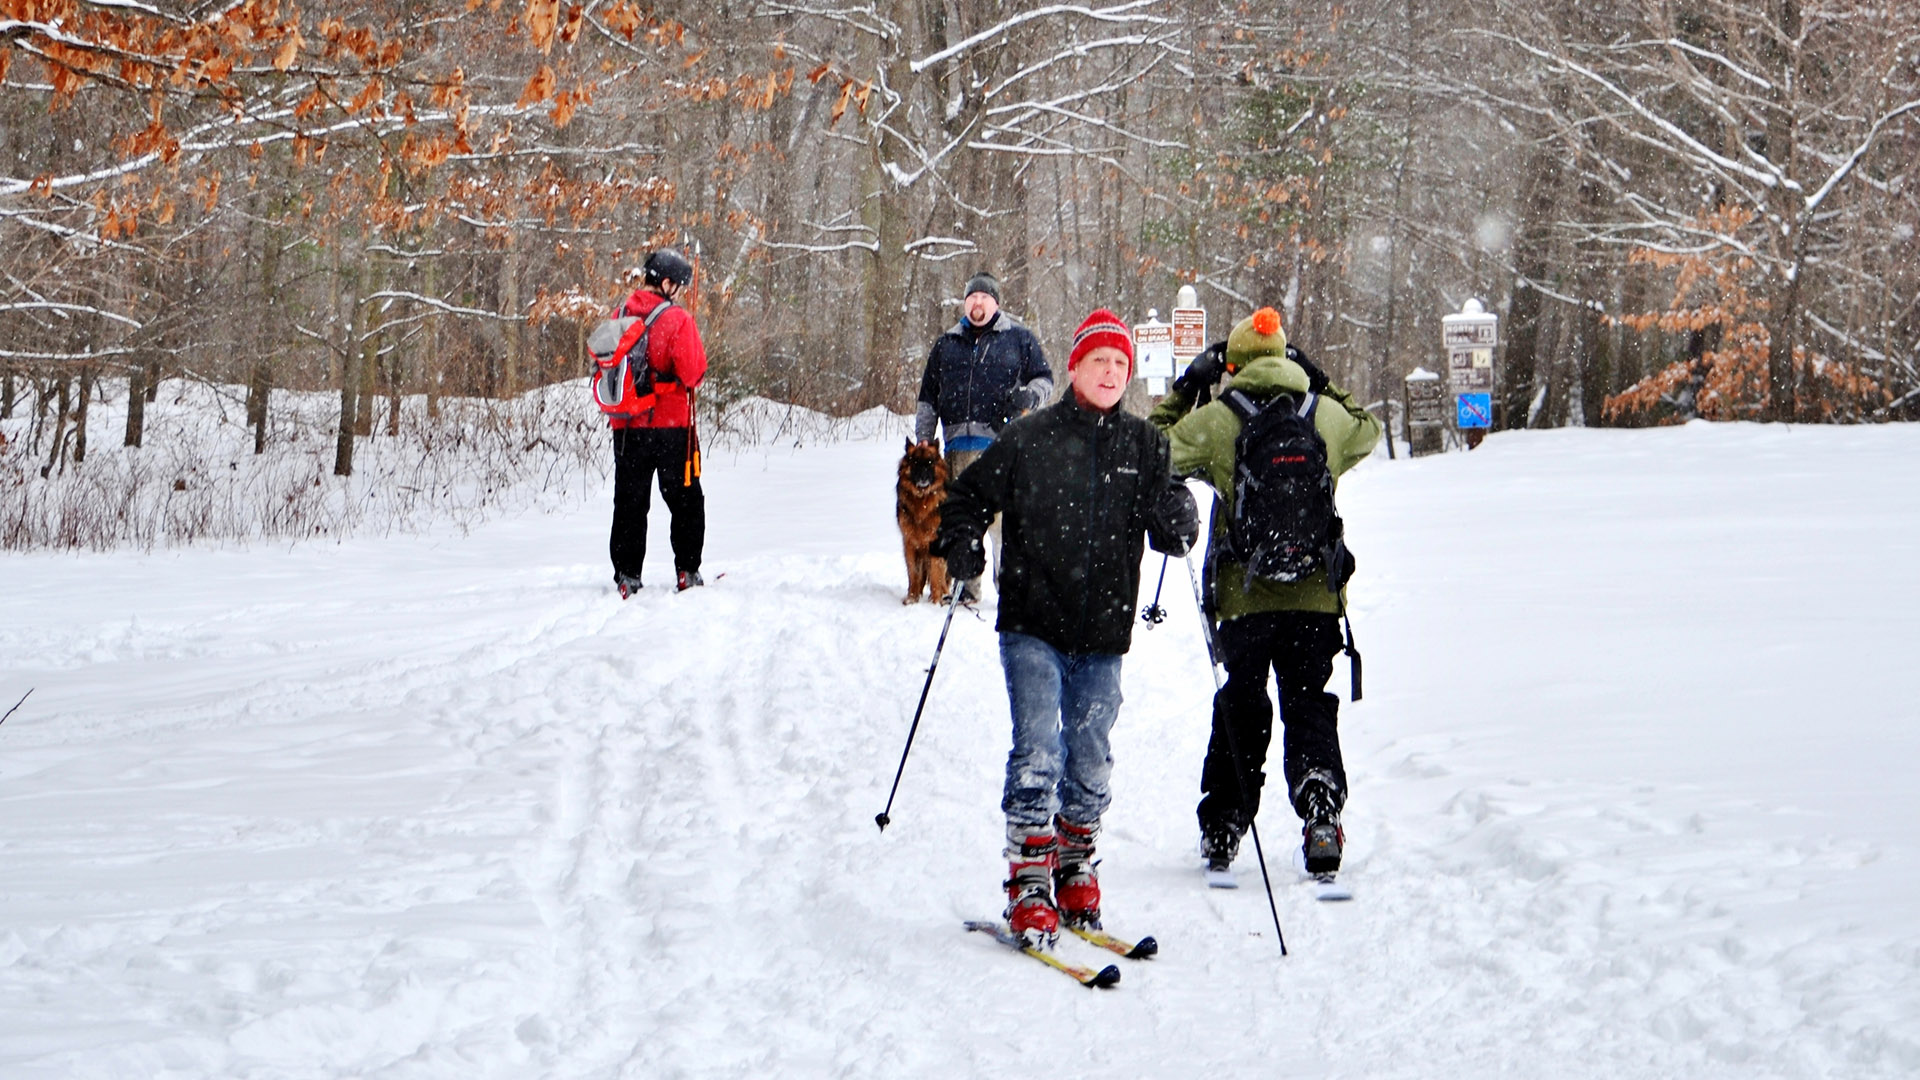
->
[913,272,1054,601]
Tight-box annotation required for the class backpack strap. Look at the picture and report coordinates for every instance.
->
[1220,387,1264,422]
[1224,386,1316,421]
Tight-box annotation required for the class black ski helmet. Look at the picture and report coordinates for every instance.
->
[643,248,695,288]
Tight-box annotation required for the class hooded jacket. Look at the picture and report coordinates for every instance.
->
[1150,353,1381,620]
[914,312,1054,452]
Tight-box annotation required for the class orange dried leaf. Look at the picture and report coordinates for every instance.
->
[518,65,556,107]
[273,29,303,71]
[526,0,560,52]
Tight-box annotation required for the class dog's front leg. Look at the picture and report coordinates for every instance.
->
[903,533,925,603]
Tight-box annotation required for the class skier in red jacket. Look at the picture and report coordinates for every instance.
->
[608,249,708,596]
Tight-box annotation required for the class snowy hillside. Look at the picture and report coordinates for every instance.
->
[3,419,1917,1078]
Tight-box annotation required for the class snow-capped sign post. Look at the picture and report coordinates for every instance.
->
[1171,284,1207,367]
[1133,309,1176,396]
[1405,367,1445,456]
[1443,298,1498,447]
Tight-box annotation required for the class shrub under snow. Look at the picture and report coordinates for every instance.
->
[1,377,906,552]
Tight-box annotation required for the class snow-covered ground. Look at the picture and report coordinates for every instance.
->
[3,418,1917,1078]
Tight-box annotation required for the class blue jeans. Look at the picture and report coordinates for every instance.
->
[999,632,1124,828]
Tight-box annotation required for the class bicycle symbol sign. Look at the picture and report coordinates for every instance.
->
[1456,393,1491,429]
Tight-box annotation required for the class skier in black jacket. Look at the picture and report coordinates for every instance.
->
[914,272,1054,601]
[934,308,1199,949]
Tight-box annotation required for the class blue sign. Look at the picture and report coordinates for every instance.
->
[1456,393,1491,429]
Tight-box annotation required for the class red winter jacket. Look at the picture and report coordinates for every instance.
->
[610,288,707,429]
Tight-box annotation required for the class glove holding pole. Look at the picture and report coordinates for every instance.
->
[1141,480,1199,626]
[935,529,986,585]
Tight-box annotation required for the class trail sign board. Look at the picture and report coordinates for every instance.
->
[1171,308,1207,361]
[1456,393,1492,429]
[1133,312,1176,391]
[1448,346,1495,393]
[1406,368,1445,425]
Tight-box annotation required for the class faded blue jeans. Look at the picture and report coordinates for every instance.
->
[999,632,1125,829]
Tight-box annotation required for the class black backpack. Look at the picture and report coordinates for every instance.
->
[1218,385,1363,699]
[1220,386,1352,591]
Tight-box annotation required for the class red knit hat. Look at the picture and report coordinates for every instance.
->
[1069,308,1134,374]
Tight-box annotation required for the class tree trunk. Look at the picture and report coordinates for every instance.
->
[125,358,147,447]
[249,219,282,455]
[41,376,70,478]
[501,233,521,399]
[424,260,442,419]
[859,136,912,413]
[72,365,92,462]
[334,259,362,478]
[1498,138,1564,430]
[355,328,379,437]
[1762,0,1802,421]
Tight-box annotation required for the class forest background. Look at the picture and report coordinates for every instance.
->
[3,0,1918,545]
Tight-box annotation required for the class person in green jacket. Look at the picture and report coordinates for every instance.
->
[1150,306,1382,876]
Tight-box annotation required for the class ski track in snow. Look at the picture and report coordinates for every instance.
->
[3,423,1918,1078]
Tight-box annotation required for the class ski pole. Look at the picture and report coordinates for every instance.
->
[1185,554,1289,956]
[875,577,967,831]
[1140,554,1170,627]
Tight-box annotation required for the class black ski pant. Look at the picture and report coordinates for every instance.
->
[610,426,704,584]
[1197,610,1346,838]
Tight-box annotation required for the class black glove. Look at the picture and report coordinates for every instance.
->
[1009,385,1042,416]
[935,530,986,582]
[1285,344,1331,396]
[1172,342,1228,397]
[1148,482,1199,556]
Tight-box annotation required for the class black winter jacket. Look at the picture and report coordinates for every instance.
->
[914,314,1054,450]
[938,397,1183,655]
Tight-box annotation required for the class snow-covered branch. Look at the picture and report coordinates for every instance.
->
[1802,96,1920,215]
[909,1,1171,74]
[755,237,881,254]
[0,301,144,328]
[362,291,519,321]
[984,33,1165,101]
[903,236,978,262]
[1478,30,1790,193]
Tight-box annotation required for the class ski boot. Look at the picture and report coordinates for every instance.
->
[1053,816,1101,930]
[1200,822,1241,873]
[615,575,643,599]
[1004,824,1059,949]
[676,569,704,591]
[1298,772,1345,875]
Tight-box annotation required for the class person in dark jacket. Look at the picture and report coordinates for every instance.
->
[914,272,1054,601]
[934,308,1199,949]
[607,249,708,597]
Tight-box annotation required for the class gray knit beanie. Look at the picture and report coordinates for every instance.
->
[963,272,1001,302]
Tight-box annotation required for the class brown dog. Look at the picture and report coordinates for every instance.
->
[896,439,951,604]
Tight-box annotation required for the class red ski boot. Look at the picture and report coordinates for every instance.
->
[1053,816,1102,930]
[1004,825,1059,949]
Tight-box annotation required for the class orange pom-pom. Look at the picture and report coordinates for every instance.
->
[1251,307,1282,336]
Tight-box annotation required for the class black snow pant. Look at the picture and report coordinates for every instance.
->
[609,426,704,585]
[1197,610,1346,838]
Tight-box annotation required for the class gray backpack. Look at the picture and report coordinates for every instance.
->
[589,300,673,414]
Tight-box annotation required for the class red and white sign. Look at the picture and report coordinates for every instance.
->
[1171,308,1207,361]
